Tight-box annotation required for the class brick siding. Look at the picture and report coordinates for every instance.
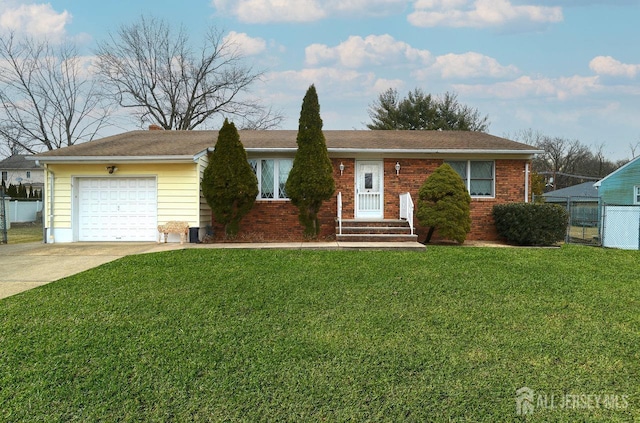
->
[210,157,531,242]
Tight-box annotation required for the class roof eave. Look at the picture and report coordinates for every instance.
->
[244,148,298,153]
[244,148,543,155]
[325,148,543,155]
[593,155,640,187]
[34,155,200,164]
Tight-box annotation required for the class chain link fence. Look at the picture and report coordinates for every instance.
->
[0,186,7,244]
[535,195,640,250]
[537,195,601,245]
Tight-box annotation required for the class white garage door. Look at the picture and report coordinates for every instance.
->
[78,177,157,241]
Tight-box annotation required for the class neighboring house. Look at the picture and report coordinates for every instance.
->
[594,156,640,250]
[542,181,600,227]
[593,156,640,205]
[0,154,44,194]
[34,129,541,243]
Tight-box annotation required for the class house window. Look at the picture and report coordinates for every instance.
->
[635,186,640,205]
[26,171,31,178]
[1,171,6,181]
[446,160,495,197]
[249,159,292,200]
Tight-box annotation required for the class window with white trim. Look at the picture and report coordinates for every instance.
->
[446,160,495,197]
[1,171,6,181]
[635,186,640,205]
[26,171,31,178]
[249,159,292,199]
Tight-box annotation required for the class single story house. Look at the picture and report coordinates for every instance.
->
[594,156,640,250]
[33,129,541,243]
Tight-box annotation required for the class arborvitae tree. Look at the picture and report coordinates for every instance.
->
[18,183,27,198]
[416,163,471,244]
[6,183,18,198]
[28,185,34,199]
[202,119,258,238]
[285,85,335,238]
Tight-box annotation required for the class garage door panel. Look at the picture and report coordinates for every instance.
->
[78,177,157,241]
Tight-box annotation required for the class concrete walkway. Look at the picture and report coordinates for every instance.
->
[0,241,425,299]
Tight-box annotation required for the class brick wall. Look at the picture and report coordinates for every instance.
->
[210,157,530,242]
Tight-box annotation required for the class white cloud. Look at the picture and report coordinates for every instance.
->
[212,0,326,23]
[454,75,601,100]
[212,0,407,23]
[589,56,640,78]
[272,67,372,91]
[408,0,563,28]
[223,31,267,56]
[328,0,408,15]
[306,34,431,68]
[372,78,405,94]
[0,3,71,39]
[420,52,519,79]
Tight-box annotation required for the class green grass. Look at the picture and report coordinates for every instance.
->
[6,221,43,243]
[1,246,638,422]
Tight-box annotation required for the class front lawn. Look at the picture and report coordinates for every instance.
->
[6,221,43,244]
[0,246,638,422]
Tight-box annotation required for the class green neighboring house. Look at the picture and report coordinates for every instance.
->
[594,156,640,250]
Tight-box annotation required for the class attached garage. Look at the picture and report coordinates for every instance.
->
[34,129,213,243]
[77,177,157,241]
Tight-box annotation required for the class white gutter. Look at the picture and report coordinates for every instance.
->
[323,148,545,155]
[34,155,197,163]
[244,147,544,155]
[192,149,210,162]
[48,166,55,244]
[33,148,544,161]
[524,162,529,203]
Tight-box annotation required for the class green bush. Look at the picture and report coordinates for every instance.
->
[492,203,568,245]
[416,163,471,244]
[202,119,258,238]
[286,85,335,238]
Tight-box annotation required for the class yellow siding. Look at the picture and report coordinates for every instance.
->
[197,155,212,230]
[45,162,202,232]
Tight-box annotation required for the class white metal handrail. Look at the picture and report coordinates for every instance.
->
[399,192,415,235]
[337,191,343,235]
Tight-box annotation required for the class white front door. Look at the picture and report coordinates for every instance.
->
[77,177,157,241]
[356,160,383,219]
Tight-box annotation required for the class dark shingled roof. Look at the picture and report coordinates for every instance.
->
[35,130,539,158]
[543,181,599,202]
[0,154,40,169]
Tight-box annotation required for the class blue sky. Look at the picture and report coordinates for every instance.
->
[2,0,639,159]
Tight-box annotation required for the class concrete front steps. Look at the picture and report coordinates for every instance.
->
[336,219,420,243]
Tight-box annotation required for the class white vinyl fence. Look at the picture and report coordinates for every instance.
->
[8,200,43,223]
[601,205,640,250]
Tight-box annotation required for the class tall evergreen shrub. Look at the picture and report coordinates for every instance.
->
[285,85,335,238]
[202,119,258,238]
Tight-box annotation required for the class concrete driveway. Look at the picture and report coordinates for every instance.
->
[0,242,180,300]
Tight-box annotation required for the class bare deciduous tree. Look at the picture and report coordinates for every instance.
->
[511,129,621,190]
[630,140,640,159]
[95,16,282,131]
[0,33,110,154]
